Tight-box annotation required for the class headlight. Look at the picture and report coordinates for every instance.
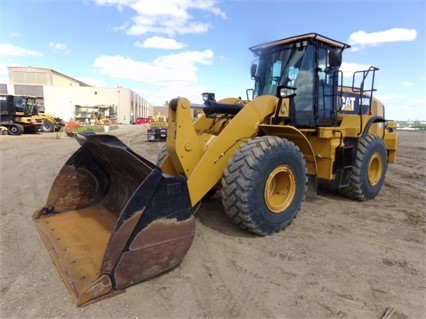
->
[202,92,215,102]
[279,87,296,98]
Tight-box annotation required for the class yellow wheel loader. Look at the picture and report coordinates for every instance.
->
[33,33,398,306]
[39,112,65,132]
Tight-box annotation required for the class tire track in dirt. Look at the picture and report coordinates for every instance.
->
[187,222,275,318]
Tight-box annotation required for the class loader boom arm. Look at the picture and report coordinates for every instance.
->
[164,96,278,207]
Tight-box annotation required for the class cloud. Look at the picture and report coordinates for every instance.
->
[401,81,415,87]
[340,62,371,77]
[0,62,9,83]
[93,50,213,83]
[134,82,209,106]
[348,28,417,52]
[339,62,383,88]
[381,95,426,121]
[374,93,406,102]
[93,0,129,11]
[93,49,214,104]
[76,77,107,87]
[49,42,70,55]
[9,32,21,38]
[94,0,226,36]
[134,36,186,49]
[0,43,42,57]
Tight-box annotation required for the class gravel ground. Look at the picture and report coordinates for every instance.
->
[0,126,424,319]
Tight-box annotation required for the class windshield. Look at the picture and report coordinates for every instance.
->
[253,45,309,98]
[14,97,37,115]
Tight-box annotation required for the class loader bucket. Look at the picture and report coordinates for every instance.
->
[33,132,195,306]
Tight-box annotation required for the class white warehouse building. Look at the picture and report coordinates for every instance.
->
[1,66,154,124]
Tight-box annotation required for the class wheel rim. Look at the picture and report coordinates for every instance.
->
[43,124,52,131]
[264,165,296,213]
[368,153,383,186]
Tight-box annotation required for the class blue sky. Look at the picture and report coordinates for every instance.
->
[1,0,425,120]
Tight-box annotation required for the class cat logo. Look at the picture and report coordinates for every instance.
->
[342,96,356,111]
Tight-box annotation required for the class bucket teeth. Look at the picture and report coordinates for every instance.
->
[77,275,113,307]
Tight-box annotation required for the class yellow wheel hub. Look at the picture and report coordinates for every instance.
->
[264,165,296,213]
[368,153,383,186]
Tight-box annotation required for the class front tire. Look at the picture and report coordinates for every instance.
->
[41,119,55,132]
[339,134,387,201]
[221,136,307,235]
[8,124,23,135]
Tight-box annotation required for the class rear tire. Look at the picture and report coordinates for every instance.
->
[339,135,387,201]
[221,136,307,235]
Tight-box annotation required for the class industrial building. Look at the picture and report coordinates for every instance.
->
[0,66,154,124]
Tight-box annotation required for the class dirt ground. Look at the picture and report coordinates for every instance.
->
[0,125,424,319]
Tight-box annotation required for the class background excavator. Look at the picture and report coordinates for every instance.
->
[33,33,398,306]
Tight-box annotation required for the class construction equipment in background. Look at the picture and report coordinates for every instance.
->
[40,112,65,132]
[33,33,398,306]
[92,111,110,125]
[147,112,167,142]
[37,105,65,132]
[0,94,43,135]
[73,105,117,126]
[33,99,66,132]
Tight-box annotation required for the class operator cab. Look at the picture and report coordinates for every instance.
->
[250,33,350,127]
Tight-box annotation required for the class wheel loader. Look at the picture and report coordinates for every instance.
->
[37,108,66,132]
[33,33,398,306]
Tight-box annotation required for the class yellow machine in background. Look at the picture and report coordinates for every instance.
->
[150,112,167,127]
[0,94,42,134]
[147,112,168,141]
[33,33,397,306]
[39,112,65,132]
[92,111,109,125]
[34,101,65,132]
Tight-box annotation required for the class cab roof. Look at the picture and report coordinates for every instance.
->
[249,33,351,54]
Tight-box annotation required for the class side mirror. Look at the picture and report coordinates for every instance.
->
[329,49,342,68]
[250,63,257,79]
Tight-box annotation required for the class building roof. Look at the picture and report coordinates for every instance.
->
[8,66,92,87]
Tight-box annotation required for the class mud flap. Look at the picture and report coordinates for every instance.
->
[305,175,318,201]
[33,132,195,306]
